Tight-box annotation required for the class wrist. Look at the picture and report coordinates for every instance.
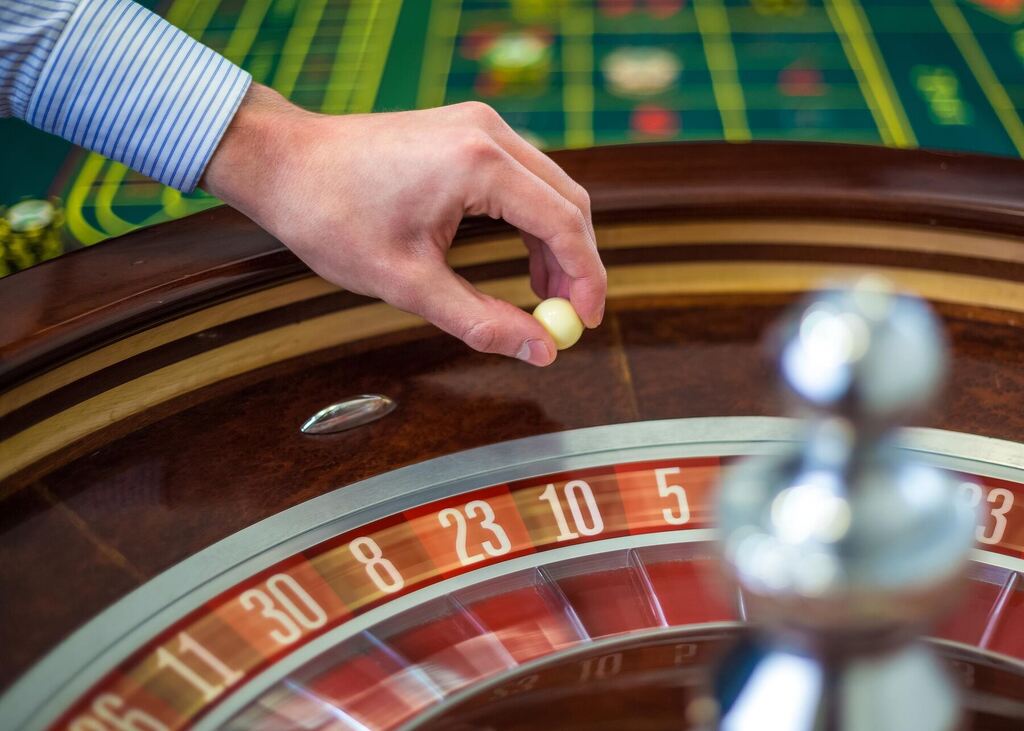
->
[200,83,309,213]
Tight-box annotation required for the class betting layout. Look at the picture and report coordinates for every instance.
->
[55,455,1023,730]
[6,0,1024,267]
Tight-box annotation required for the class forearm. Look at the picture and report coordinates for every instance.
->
[2,0,251,192]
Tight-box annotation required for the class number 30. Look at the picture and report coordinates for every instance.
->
[239,573,327,645]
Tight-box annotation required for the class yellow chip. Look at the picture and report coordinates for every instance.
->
[7,198,56,233]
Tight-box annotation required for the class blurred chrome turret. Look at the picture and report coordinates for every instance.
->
[710,279,977,731]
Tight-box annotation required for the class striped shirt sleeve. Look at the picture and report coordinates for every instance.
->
[1,0,252,192]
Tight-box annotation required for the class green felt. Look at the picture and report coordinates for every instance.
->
[5,0,1024,273]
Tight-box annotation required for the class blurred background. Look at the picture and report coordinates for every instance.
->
[4,0,1024,276]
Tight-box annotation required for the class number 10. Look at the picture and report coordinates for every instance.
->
[539,480,604,541]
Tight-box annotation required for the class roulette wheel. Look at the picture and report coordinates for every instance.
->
[2,142,1024,730]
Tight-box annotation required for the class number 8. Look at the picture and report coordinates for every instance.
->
[349,536,405,593]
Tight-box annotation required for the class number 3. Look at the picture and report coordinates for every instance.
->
[960,483,1015,545]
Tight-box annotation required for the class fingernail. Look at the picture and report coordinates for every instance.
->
[516,338,551,366]
[582,304,603,329]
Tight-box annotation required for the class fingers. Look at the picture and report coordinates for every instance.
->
[469,146,607,328]
[502,140,604,325]
[542,244,571,300]
[491,124,598,250]
[390,262,557,367]
[522,233,550,300]
[453,103,606,327]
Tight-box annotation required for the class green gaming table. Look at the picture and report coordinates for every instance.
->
[3,0,1024,272]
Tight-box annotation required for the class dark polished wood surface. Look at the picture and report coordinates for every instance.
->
[3,142,1024,693]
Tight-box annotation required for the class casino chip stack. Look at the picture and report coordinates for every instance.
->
[481,30,552,93]
[1,198,66,275]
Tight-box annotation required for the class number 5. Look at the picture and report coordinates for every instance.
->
[655,467,690,525]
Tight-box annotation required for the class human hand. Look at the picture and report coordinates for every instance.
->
[202,84,606,366]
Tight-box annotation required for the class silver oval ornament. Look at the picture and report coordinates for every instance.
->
[300,395,396,435]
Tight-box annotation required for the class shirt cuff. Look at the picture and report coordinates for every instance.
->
[25,0,252,192]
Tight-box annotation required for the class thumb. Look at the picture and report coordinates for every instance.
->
[393,264,557,366]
